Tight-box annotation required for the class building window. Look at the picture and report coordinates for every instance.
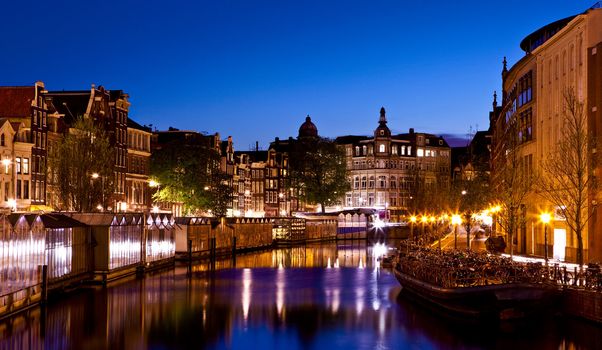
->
[390,176,396,189]
[361,176,367,189]
[23,158,29,174]
[392,146,397,155]
[401,145,406,155]
[16,180,21,199]
[379,144,385,153]
[378,176,386,188]
[362,145,367,155]
[354,176,359,189]
[417,148,424,157]
[0,134,4,146]
[407,146,412,155]
[23,180,29,199]
[355,146,360,156]
[368,176,375,189]
[16,157,21,174]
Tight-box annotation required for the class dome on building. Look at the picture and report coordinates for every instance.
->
[298,115,318,138]
[374,107,391,138]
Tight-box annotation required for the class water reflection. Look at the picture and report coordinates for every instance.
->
[1,241,601,349]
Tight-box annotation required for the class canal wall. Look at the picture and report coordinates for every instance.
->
[563,288,602,323]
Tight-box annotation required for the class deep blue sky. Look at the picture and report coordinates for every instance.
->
[0,1,592,149]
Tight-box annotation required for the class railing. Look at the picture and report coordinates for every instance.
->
[397,244,602,291]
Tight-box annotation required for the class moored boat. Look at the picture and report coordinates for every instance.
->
[393,248,561,320]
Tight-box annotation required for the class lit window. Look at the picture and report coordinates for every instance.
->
[401,146,406,155]
[417,148,424,157]
[379,144,385,153]
[16,157,21,174]
[23,158,29,174]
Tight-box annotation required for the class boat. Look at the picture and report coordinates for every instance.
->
[393,257,561,320]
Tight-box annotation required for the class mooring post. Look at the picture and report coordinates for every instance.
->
[41,264,48,305]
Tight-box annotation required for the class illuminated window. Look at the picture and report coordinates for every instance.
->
[16,157,21,174]
[392,146,397,155]
[401,145,406,155]
[379,144,385,153]
[368,176,375,189]
[417,148,424,157]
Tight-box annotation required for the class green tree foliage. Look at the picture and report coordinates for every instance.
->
[151,136,228,216]
[289,137,350,213]
[48,116,115,212]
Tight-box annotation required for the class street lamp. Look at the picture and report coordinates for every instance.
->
[451,214,462,249]
[92,173,105,211]
[540,212,552,267]
[408,215,417,252]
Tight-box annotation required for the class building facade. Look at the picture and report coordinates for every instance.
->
[336,107,451,222]
[126,119,152,212]
[491,4,602,262]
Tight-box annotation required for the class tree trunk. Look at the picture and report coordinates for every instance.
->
[577,228,584,268]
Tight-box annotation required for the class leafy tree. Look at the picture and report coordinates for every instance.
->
[151,135,226,216]
[48,116,115,212]
[289,137,350,213]
[539,89,595,267]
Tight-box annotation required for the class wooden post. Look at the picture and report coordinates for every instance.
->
[40,264,48,304]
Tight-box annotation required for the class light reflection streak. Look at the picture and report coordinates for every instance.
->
[242,268,252,322]
[276,266,284,316]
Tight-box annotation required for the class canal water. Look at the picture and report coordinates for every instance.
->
[1,241,601,349]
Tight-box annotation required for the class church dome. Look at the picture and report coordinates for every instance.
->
[298,115,318,138]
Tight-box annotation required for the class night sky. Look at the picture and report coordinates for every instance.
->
[0,1,591,149]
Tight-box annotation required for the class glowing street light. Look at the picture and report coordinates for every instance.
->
[91,172,99,179]
[540,212,552,266]
[149,180,159,188]
[7,198,16,212]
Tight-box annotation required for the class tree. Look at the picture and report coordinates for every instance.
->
[48,116,115,212]
[539,89,595,267]
[491,117,535,256]
[151,135,226,216]
[289,137,350,213]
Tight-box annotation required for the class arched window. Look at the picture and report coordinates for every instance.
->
[354,176,360,189]
[361,176,367,189]
[362,145,367,155]
[368,176,375,189]
[355,146,360,156]
[390,176,396,189]
[379,144,385,153]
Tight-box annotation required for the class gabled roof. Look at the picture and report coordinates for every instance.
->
[46,90,91,124]
[0,86,35,118]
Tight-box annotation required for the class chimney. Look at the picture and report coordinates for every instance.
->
[409,128,414,134]
[256,141,259,152]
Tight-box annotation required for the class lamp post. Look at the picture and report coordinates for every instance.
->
[92,172,105,211]
[451,214,462,250]
[149,179,160,213]
[409,215,417,252]
[420,216,428,243]
[540,212,552,267]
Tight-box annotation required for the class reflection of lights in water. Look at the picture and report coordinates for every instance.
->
[276,267,284,316]
[358,258,364,269]
[327,257,331,269]
[278,259,284,270]
[372,243,387,260]
[372,218,385,229]
[356,287,365,316]
[332,289,340,313]
[334,258,339,269]
[242,268,252,321]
